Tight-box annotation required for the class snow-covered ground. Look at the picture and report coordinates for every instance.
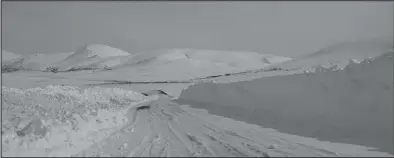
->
[2,84,392,156]
[2,39,393,157]
[1,85,156,156]
[176,52,394,154]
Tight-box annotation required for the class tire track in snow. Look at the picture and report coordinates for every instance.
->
[163,102,265,157]
[174,110,270,157]
[178,100,392,157]
[72,97,392,157]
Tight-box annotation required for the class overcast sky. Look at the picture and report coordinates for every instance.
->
[2,1,393,57]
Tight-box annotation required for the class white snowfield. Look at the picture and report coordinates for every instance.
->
[1,85,392,157]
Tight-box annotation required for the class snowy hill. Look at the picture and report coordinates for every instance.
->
[76,48,291,82]
[21,52,74,71]
[1,45,393,157]
[176,52,394,153]
[2,50,25,73]
[56,44,131,71]
[123,48,291,69]
[65,44,130,60]
[2,53,392,156]
[2,50,22,62]
[267,38,393,71]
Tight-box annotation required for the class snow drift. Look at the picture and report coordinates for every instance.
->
[1,85,155,156]
[176,52,394,153]
[3,84,392,157]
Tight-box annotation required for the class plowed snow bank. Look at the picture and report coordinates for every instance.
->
[176,52,394,153]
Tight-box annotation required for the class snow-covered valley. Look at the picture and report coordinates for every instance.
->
[1,39,393,157]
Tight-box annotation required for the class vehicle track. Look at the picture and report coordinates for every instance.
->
[72,96,393,157]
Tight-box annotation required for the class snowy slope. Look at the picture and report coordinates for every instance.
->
[2,50,23,67]
[267,38,393,71]
[2,50,73,72]
[1,85,154,156]
[20,52,74,71]
[2,84,392,157]
[122,48,291,69]
[192,39,394,84]
[74,48,291,82]
[56,44,131,71]
[2,50,26,73]
[2,50,22,62]
[176,52,394,153]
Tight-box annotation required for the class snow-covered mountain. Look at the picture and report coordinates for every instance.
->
[2,45,291,79]
[73,48,291,82]
[122,48,291,69]
[56,44,131,71]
